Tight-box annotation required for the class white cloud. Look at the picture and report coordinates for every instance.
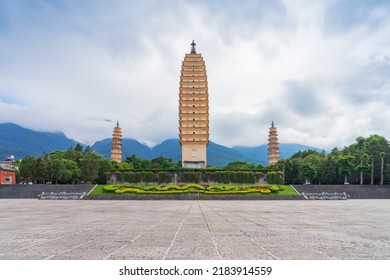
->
[0,0,389,150]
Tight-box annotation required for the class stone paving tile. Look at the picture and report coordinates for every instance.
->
[48,240,128,260]
[165,246,221,260]
[0,199,389,259]
[216,245,276,260]
[107,246,168,260]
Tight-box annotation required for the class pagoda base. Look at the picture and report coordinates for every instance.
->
[181,144,207,168]
[183,161,206,168]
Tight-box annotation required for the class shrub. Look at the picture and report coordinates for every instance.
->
[158,171,173,184]
[182,172,200,183]
[260,189,271,194]
[123,172,136,183]
[252,185,269,190]
[267,171,284,185]
[225,186,240,191]
[140,172,158,183]
[207,185,225,192]
[136,190,186,195]
[269,185,280,192]
[246,189,262,194]
[115,187,139,194]
[161,185,181,191]
[185,183,205,191]
[103,185,122,192]
[142,185,161,191]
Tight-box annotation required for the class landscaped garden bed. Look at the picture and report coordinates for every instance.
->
[89,184,299,197]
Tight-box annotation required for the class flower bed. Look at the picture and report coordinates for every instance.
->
[97,184,296,196]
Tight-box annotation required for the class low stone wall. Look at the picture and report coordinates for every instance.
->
[0,184,95,199]
[39,192,86,200]
[294,185,390,199]
[301,192,348,200]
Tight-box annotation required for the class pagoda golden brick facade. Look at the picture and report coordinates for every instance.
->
[110,121,122,162]
[179,41,209,168]
[268,121,280,165]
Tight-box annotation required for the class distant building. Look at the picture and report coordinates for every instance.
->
[0,163,16,184]
[267,121,280,165]
[110,121,122,162]
[179,40,209,168]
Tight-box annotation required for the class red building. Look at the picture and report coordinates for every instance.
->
[0,165,16,184]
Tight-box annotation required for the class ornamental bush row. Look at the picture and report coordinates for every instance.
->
[114,171,267,184]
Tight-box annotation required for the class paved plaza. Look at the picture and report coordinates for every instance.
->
[0,199,389,260]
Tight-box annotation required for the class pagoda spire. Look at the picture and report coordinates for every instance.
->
[190,40,196,54]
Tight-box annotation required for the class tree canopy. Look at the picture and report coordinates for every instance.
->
[17,134,390,185]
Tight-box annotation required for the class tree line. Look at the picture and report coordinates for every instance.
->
[16,134,389,185]
[273,135,390,185]
[18,144,182,184]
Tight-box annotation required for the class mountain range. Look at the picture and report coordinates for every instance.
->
[0,123,323,167]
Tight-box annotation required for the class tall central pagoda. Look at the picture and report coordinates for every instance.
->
[178,40,209,168]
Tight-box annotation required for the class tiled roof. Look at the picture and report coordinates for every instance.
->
[0,165,17,172]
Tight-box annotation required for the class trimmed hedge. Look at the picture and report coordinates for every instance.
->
[181,172,200,183]
[267,171,284,185]
[184,184,205,191]
[109,170,267,184]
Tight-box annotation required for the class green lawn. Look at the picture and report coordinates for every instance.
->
[89,184,108,195]
[277,185,299,195]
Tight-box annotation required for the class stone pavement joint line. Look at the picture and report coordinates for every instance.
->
[0,200,389,260]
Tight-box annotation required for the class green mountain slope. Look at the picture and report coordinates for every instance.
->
[0,123,79,160]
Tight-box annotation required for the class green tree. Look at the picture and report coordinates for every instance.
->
[364,135,390,185]
[299,164,317,184]
[65,145,83,164]
[317,156,338,184]
[125,155,144,169]
[96,158,115,184]
[80,152,103,183]
[337,155,355,185]
[224,161,256,170]
[19,156,38,183]
[356,153,371,185]
[380,152,385,185]
[84,145,93,154]
[61,159,80,183]
[116,161,134,170]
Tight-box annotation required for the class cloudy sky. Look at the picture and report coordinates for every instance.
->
[0,0,389,150]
